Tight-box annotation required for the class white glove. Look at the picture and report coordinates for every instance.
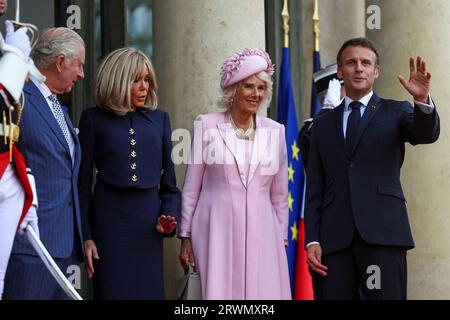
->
[18,205,40,238]
[0,31,45,102]
[323,79,342,108]
[4,20,31,58]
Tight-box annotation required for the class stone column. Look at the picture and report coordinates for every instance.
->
[152,0,266,299]
[367,0,450,299]
[300,0,366,120]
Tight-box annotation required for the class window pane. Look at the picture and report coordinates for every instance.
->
[95,0,102,63]
[126,0,153,58]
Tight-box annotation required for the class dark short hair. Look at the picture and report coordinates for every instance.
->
[336,37,379,67]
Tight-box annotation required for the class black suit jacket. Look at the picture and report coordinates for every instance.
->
[304,93,440,254]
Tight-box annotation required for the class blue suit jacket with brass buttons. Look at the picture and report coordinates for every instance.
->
[78,106,181,240]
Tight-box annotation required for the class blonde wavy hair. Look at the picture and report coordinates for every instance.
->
[95,47,158,116]
[217,71,273,111]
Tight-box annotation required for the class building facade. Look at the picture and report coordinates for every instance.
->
[1,0,448,299]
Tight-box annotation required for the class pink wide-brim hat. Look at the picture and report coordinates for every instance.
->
[220,48,275,89]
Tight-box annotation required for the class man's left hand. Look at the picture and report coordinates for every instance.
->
[398,56,431,104]
[156,215,177,234]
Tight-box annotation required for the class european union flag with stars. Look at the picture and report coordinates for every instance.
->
[277,47,305,293]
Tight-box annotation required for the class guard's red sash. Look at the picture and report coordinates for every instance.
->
[0,146,33,228]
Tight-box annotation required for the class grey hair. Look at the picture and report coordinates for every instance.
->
[31,27,85,69]
[217,71,273,110]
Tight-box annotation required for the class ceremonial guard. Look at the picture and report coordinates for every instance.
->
[0,22,44,299]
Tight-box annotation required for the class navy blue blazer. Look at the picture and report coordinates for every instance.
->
[77,107,181,240]
[305,94,440,254]
[11,81,84,259]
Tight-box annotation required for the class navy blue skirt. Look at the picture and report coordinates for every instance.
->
[90,180,164,300]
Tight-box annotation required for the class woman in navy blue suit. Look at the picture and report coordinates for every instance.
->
[78,48,181,299]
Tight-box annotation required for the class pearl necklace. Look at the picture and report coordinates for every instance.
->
[229,113,255,140]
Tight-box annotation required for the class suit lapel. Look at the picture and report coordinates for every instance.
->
[64,110,78,144]
[217,114,247,187]
[247,114,269,185]
[24,82,72,158]
[350,94,381,155]
[64,110,81,168]
[139,109,155,123]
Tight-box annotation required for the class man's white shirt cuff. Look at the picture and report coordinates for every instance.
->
[306,241,320,249]
[414,94,434,114]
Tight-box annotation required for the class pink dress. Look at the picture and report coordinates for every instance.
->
[179,112,291,300]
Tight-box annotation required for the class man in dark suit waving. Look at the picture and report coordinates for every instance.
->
[305,37,440,300]
[4,27,85,300]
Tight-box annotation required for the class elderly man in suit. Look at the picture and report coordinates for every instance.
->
[305,37,440,300]
[3,27,85,300]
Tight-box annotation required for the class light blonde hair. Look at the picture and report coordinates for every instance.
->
[95,47,158,116]
[217,71,273,110]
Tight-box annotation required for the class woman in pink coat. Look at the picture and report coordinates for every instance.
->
[179,48,291,300]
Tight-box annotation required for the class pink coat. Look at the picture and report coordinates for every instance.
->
[179,112,291,300]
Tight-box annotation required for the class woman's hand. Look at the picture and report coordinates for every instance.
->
[84,240,100,279]
[156,215,177,234]
[179,238,196,269]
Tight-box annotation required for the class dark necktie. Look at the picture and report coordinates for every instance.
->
[346,101,362,151]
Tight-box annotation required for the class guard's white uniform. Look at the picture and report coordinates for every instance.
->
[0,165,25,298]
[0,23,44,299]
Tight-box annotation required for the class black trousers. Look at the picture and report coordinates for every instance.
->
[311,231,407,300]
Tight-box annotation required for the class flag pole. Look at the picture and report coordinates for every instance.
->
[281,0,290,49]
[310,0,322,118]
[313,0,320,52]
[15,0,20,22]
[12,0,39,49]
